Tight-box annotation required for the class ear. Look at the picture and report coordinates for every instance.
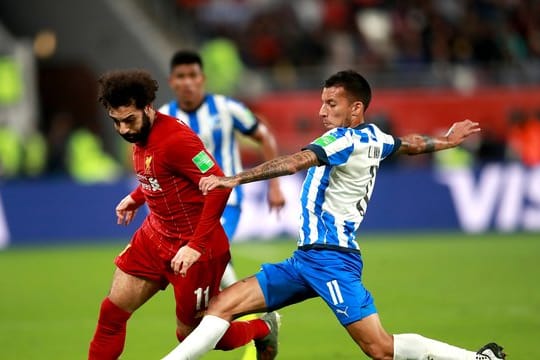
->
[351,101,364,116]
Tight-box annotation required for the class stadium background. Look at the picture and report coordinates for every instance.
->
[0,0,539,359]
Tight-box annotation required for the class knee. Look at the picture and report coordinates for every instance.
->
[98,297,131,326]
[206,294,234,320]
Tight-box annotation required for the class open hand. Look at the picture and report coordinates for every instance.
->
[445,120,481,146]
[115,195,141,225]
[199,175,239,195]
[171,245,201,277]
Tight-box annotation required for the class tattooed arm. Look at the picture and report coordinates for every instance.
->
[199,150,319,194]
[396,120,481,155]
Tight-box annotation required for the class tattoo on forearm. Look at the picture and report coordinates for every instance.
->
[292,151,319,167]
[421,135,436,153]
[399,134,447,155]
[237,151,317,184]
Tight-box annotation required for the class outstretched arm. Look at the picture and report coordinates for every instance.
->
[395,120,480,155]
[199,150,319,194]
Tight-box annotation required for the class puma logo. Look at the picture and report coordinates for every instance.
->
[336,306,349,317]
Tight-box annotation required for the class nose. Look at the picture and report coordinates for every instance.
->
[117,122,130,134]
[319,104,327,118]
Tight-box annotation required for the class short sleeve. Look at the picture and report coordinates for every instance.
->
[302,128,354,166]
[227,98,258,135]
[366,124,401,159]
[162,129,224,185]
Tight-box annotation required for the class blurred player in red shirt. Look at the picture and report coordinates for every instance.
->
[88,69,276,360]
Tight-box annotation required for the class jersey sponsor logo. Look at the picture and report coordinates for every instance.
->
[192,151,215,173]
[314,134,337,147]
[136,174,163,192]
[147,177,162,191]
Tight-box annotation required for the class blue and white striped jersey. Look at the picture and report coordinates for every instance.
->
[298,123,401,253]
[159,94,258,206]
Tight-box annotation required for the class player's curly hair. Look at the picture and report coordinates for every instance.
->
[98,69,158,110]
[324,70,371,111]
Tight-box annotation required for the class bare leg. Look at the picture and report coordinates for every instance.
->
[345,314,394,360]
[208,276,268,319]
[108,267,161,311]
[162,276,268,360]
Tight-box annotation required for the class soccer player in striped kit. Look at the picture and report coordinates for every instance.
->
[162,70,506,360]
[88,70,279,360]
[159,50,285,290]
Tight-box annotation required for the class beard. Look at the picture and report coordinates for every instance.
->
[120,112,152,144]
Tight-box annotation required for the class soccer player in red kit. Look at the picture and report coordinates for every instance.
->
[88,69,279,360]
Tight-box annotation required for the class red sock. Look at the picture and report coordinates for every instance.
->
[215,319,270,351]
[88,297,132,360]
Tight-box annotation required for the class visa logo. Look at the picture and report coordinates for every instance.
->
[437,164,540,232]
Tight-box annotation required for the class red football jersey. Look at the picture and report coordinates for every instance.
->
[129,112,231,260]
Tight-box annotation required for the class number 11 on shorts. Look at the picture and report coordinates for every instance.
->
[194,286,209,310]
[326,280,344,305]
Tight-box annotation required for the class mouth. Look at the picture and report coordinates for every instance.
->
[120,133,139,143]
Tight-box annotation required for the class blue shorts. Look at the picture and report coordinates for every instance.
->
[255,249,377,326]
[221,205,241,241]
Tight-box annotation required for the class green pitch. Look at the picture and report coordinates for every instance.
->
[0,233,539,359]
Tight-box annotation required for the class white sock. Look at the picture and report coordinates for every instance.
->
[161,315,230,360]
[220,262,238,288]
[393,334,489,360]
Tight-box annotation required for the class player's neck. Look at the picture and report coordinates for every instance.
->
[178,96,205,113]
[350,118,364,128]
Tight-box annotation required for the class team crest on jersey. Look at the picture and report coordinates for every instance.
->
[144,155,153,173]
[192,151,215,173]
[314,134,337,147]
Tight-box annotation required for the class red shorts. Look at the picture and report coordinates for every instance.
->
[115,225,230,326]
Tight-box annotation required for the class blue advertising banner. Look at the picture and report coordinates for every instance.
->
[1,164,538,247]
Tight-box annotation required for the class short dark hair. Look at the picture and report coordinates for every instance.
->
[324,70,372,111]
[170,50,203,71]
[98,69,158,110]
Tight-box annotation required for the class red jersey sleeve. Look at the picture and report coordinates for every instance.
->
[162,131,231,254]
[129,185,146,206]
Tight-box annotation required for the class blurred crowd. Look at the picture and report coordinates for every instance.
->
[167,0,540,90]
[2,0,540,182]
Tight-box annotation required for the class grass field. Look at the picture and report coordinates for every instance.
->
[0,232,539,359]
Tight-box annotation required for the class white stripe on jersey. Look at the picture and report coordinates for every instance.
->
[159,94,257,207]
[298,123,398,252]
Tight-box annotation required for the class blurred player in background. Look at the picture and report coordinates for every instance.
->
[159,50,286,289]
[88,69,278,360]
[162,70,506,360]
